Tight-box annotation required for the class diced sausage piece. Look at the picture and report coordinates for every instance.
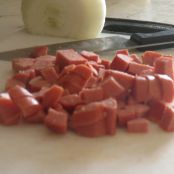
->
[87,61,105,72]
[0,93,20,125]
[80,50,101,63]
[147,100,166,123]
[14,69,36,84]
[154,57,174,80]
[116,49,129,56]
[35,55,56,63]
[102,98,117,135]
[72,64,93,80]
[74,120,106,137]
[8,86,42,118]
[80,87,103,103]
[12,58,35,72]
[29,46,48,58]
[118,107,137,127]
[85,62,98,76]
[33,58,55,74]
[142,51,162,66]
[42,85,64,109]
[155,74,174,103]
[6,77,25,90]
[11,96,42,118]
[56,49,87,70]
[101,58,111,69]
[145,75,162,100]
[130,54,142,64]
[71,103,105,128]
[101,77,125,99]
[160,106,174,132]
[118,104,149,127]
[24,110,46,123]
[132,76,148,102]
[60,94,82,111]
[104,70,135,90]
[72,98,117,137]
[32,87,49,102]
[58,64,92,94]
[40,67,58,83]
[84,75,98,88]
[140,69,154,75]
[110,54,132,71]
[44,108,68,134]
[127,118,149,133]
[29,76,51,92]
[8,85,33,99]
[71,98,117,128]
[128,62,154,75]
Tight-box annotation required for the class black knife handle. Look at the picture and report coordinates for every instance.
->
[103,18,174,34]
[103,18,174,46]
[130,29,174,44]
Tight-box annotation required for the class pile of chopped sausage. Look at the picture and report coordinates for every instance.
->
[0,46,174,137]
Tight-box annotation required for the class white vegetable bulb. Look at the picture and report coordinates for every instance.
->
[21,0,106,39]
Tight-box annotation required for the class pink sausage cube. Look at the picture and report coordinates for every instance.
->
[127,118,149,133]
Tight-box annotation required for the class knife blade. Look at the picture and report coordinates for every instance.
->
[1,35,174,61]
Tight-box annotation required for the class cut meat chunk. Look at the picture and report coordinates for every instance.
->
[160,106,174,132]
[80,50,101,63]
[58,64,92,94]
[42,85,64,109]
[44,108,68,134]
[147,100,166,123]
[132,76,148,102]
[40,67,59,83]
[80,87,103,103]
[155,74,174,103]
[154,56,174,80]
[24,110,46,123]
[71,98,117,128]
[60,94,82,111]
[84,75,98,88]
[8,86,42,118]
[12,58,35,72]
[142,51,162,66]
[33,57,55,74]
[130,54,142,64]
[74,120,106,137]
[127,118,149,133]
[72,98,117,137]
[116,49,129,56]
[128,62,154,75]
[145,75,161,100]
[56,49,87,70]
[101,58,111,69]
[14,69,36,84]
[29,76,51,92]
[8,85,33,99]
[101,77,125,99]
[117,104,149,127]
[110,54,132,71]
[29,46,48,58]
[104,70,135,90]
[0,93,20,125]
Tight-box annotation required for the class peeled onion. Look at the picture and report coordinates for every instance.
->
[21,0,106,39]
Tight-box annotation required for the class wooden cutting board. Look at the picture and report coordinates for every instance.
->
[0,57,174,174]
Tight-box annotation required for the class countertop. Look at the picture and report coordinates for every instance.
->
[1,1,174,174]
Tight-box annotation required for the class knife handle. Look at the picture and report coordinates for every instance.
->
[130,29,174,44]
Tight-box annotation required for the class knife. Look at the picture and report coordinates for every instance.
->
[1,17,174,61]
[1,35,174,61]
